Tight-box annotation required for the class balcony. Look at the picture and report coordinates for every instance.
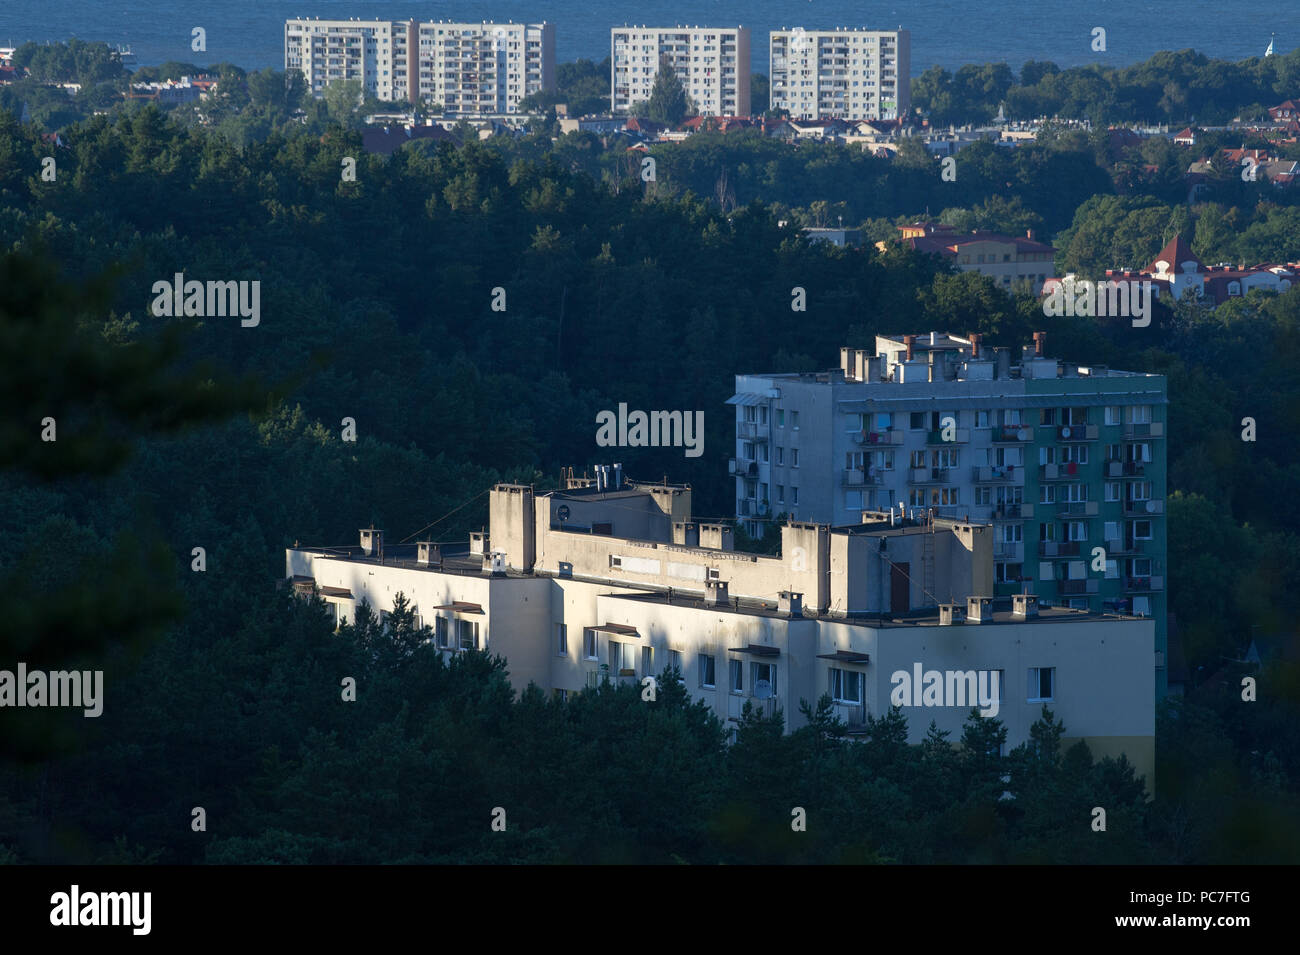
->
[1059,578,1100,595]
[834,702,869,734]
[1123,422,1164,438]
[927,429,970,444]
[909,467,950,484]
[1057,500,1098,517]
[842,468,884,486]
[1058,424,1099,441]
[1122,461,1147,476]
[729,458,757,477]
[1105,538,1143,555]
[1038,541,1082,557]
[1125,576,1164,592]
[736,421,769,441]
[1039,463,1059,481]
[729,695,780,722]
[992,425,1031,443]
[975,465,1023,483]
[993,540,1023,561]
[993,503,1024,519]
[856,428,905,446]
[1124,499,1163,515]
[994,581,1032,597]
[1106,460,1124,477]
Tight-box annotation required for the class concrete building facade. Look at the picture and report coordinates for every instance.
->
[285,17,555,113]
[729,333,1169,696]
[769,27,910,121]
[286,469,1155,784]
[611,26,751,116]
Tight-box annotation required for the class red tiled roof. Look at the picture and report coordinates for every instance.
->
[1147,234,1201,273]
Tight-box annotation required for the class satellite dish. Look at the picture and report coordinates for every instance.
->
[557,504,570,522]
[1061,426,1072,438]
[1017,428,1030,441]
[754,679,773,700]
[1145,500,1157,513]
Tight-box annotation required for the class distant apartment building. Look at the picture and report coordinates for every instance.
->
[729,333,1169,696]
[883,222,1057,293]
[285,468,1154,781]
[285,17,555,113]
[769,27,910,121]
[611,26,751,116]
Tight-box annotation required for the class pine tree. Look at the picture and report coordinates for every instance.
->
[647,56,689,124]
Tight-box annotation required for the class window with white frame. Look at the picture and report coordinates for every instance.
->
[1131,520,1152,540]
[1105,406,1121,425]
[457,618,479,650]
[668,649,682,675]
[436,616,449,648]
[751,661,776,694]
[584,628,599,660]
[699,653,716,688]
[829,667,862,704]
[1027,666,1055,702]
[556,623,568,655]
[1105,482,1121,502]
[975,486,993,506]
[1127,405,1151,424]
[729,658,744,693]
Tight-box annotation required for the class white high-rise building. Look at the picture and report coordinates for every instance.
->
[285,18,555,113]
[611,26,751,116]
[769,27,910,120]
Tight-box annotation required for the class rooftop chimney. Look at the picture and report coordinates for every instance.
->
[969,332,981,359]
[1033,331,1047,357]
[360,528,384,558]
[903,334,915,361]
[965,595,993,624]
[416,542,441,567]
[704,579,730,607]
[1011,593,1040,620]
[1026,228,1035,240]
[778,590,803,618]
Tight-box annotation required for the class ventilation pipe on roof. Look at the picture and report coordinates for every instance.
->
[903,334,915,360]
[1034,331,1047,357]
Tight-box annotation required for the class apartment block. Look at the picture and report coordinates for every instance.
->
[769,27,910,121]
[285,17,555,113]
[611,26,751,116]
[285,467,1155,783]
[729,333,1169,696]
[885,222,1059,294]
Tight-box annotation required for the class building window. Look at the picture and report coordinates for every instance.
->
[554,688,568,702]
[1105,482,1121,502]
[1127,405,1152,425]
[792,411,800,429]
[668,649,682,675]
[436,616,449,648]
[729,658,744,693]
[792,487,799,505]
[699,653,716,688]
[1028,666,1055,702]
[830,667,862,704]
[1131,520,1153,540]
[791,449,800,467]
[975,410,991,428]
[776,447,784,465]
[776,409,785,427]
[752,661,777,694]
[457,618,479,650]
[777,485,785,504]
[584,628,599,660]
[910,411,926,429]
[556,623,568,655]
